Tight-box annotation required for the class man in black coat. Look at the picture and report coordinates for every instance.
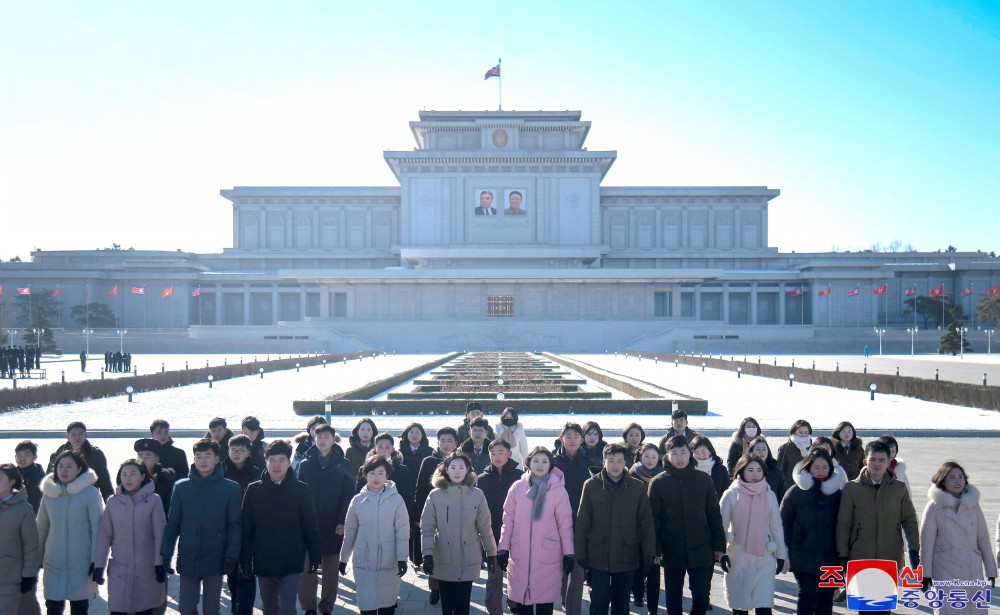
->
[241,440,321,615]
[648,436,726,615]
[150,418,189,479]
[14,440,45,512]
[459,417,493,474]
[479,440,522,615]
[223,434,261,615]
[554,422,598,615]
[134,438,176,515]
[48,421,114,499]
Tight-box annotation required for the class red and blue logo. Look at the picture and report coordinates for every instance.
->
[846,560,899,611]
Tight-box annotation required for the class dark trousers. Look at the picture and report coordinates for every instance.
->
[44,600,88,615]
[409,522,422,564]
[793,572,834,615]
[438,580,473,615]
[588,569,633,615]
[732,610,772,615]
[517,604,553,615]
[632,564,661,612]
[112,611,153,615]
[662,566,712,615]
[361,608,397,615]
[227,570,257,615]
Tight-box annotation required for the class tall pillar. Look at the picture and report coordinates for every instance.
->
[779,283,787,325]
[215,284,223,326]
[312,208,320,249]
[300,286,307,320]
[722,283,730,324]
[243,285,251,325]
[272,285,279,324]
[258,209,266,248]
[694,286,702,321]
[750,284,758,325]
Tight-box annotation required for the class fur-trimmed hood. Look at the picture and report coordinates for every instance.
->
[431,467,478,489]
[927,482,981,510]
[41,468,98,498]
[793,459,847,492]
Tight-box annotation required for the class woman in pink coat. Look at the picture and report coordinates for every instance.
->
[498,447,575,615]
[93,460,167,615]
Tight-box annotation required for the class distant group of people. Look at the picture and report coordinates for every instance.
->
[103,351,132,373]
[1,345,41,378]
[1,405,997,615]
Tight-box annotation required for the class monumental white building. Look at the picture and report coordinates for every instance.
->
[2,110,998,352]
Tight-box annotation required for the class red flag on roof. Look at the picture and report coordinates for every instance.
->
[904,287,916,296]
[872,285,888,295]
[191,288,201,297]
[131,285,145,295]
[930,285,945,298]
[161,286,174,298]
[788,287,804,297]
[847,288,860,297]
[960,286,974,297]
[818,287,831,297]
[109,285,118,297]
[52,287,60,298]
[17,286,31,295]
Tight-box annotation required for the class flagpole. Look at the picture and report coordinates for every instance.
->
[498,57,502,111]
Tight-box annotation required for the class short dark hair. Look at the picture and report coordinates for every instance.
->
[436,427,458,441]
[509,190,522,199]
[150,419,170,432]
[351,418,378,441]
[14,440,37,455]
[115,458,151,487]
[664,435,688,451]
[362,455,393,478]
[738,417,760,440]
[877,434,898,452]
[52,450,88,475]
[832,421,857,442]
[264,440,293,459]
[0,464,24,491]
[582,421,604,441]
[789,419,813,435]
[66,421,87,433]
[560,422,584,438]
[313,424,336,438]
[208,417,227,429]
[466,402,483,414]
[228,434,252,450]
[638,442,660,460]
[305,415,328,434]
[864,440,891,458]
[488,439,512,451]
[469,417,489,430]
[374,433,395,447]
[242,416,261,431]
[603,442,631,460]
[192,438,220,456]
[671,409,688,421]
[732,453,768,482]
[930,461,968,490]
[441,451,474,476]
[525,446,555,471]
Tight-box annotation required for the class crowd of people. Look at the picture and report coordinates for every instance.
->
[102,351,133,373]
[1,345,42,378]
[1,405,996,615]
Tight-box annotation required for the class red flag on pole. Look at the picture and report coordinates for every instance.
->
[161,286,173,298]
[989,286,1000,296]
[131,285,145,295]
[872,285,888,295]
[960,286,974,297]
[52,287,60,298]
[484,64,501,80]
[818,287,831,297]
[191,288,201,297]
[930,285,945,298]
[17,286,31,295]
[109,285,118,297]
[847,288,860,297]
[0,284,3,296]
[904,287,916,296]
[788,287,804,297]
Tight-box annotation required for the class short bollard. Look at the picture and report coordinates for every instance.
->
[208,375,214,389]
[863,363,867,374]
[870,383,877,401]
[162,363,165,373]
[935,369,939,381]
[101,369,105,380]
[737,367,742,379]
[11,377,16,390]
[836,362,840,372]
[61,371,65,383]
[126,385,134,403]
[788,373,795,387]
[984,373,988,387]
[259,368,265,379]
[896,367,900,377]
[701,362,706,372]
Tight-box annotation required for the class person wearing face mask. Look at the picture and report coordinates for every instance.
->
[727,418,761,476]
[779,448,841,615]
[776,421,812,499]
[495,408,530,465]
[719,455,788,615]
[830,422,864,481]
[689,436,730,499]
[919,462,995,615]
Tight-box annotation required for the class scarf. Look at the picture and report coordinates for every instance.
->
[695,457,716,475]
[732,478,770,557]
[526,473,549,521]
[790,435,812,457]
[633,462,663,481]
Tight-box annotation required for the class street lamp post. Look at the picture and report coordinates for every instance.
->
[32,328,45,349]
[959,327,969,359]
[5,329,20,349]
[873,327,886,356]
[82,329,94,356]
[987,329,996,355]
[906,327,918,356]
[116,329,127,354]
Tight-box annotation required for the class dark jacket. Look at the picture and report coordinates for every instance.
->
[415,451,444,515]
[399,441,434,495]
[298,445,355,555]
[355,453,415,519]
[764,457,785,497]
[477,460,523,542]
[248,433,267,470]
[158,439,189,480]
[241,472,321,578]
[554,448,598,524]
[205,428,235,460]
[832,437,865,481]
[647,460,726,569]
[656,428,701,456]
[694,457,731,499]
[48,440,114,500]
[780,469,842,576]
[18,462,45,513]
[223,457,262,495]
[776,439,807,498]
[161,464,242,577]
[576,468,657,574]
[725,432,752,476]
[345,435,374,477]
[460,439,493,475]
[456,420,495,446]
[150,464,176,516]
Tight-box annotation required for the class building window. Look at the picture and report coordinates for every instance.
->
[487,295,514,317]
[332,292,347,318]
[680,292,694,317]
[654,291,672,317]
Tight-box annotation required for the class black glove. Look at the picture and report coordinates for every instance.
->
[563,555,575,575]
[643,556,655,571]
[776,559,785,575]
[20,577,36,594]
[486,555,497,574]
[223,559,237,575]
[338,561,348,575]
[155,565,166,583]
[923,578,933,592]
[839,557,849,570]
[585,568,592,586]
[908,550,920,569]
[240,562,253,580]
[577,558,589,570]
[92,566,105,585]
[498,550,509,571]
[422,555,434,576]
[307,562,319,574]
[398,561,407,577]
[990,577,996,589]
[719,555,731,573]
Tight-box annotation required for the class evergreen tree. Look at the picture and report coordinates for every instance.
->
[70,302,119,328]
[977,294,1000,329]
[938,304,972,354]
[17,293,59,352]
[903,294,957,329]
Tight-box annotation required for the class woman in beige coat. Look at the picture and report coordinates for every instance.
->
[920,461,996,615]
[0,464,40,614]
[420,451,497,615]
[340,455,410,615]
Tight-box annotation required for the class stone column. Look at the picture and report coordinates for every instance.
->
[779,283,787,325]
[300,287,308,320]
[694,286,702,321]
[258,208,266,248]
[243,285,251,325]
[272,284,279,324]
[722,283,730,324]
[215,284,223,326]
[750,284,758,325]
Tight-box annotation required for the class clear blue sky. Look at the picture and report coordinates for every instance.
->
[2,0,998,260]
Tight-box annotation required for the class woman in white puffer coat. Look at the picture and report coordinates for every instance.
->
[920,461,996,615]
[494,407,529,465]
[719,454,788,615]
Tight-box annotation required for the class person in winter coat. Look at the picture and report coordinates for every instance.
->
[831,422,864,481]
[581,422,608,462]
[339,455,409,615]
[47,422,114,500]
[399,422,434,569]
[920,462,996,615]
[37,450,104,615]
[877,435,912,497]
[459,418,493,475]
[779,448,842,615]
[775,420,812,498]
[207,417,235,460]
[420,451,498,615]
[133,438,175,517]
[553,423,597,615]
[357,435,414,512]
[415,427,459,606]
[291,415,328,474]
[346,418,378,477]
[720,454,788,615]
[497,447,574,615]
[161,438,242,615]
[494,407,530,465]
[747,437,784,497]
[241,416,268,470]
[726,417,761,476]
[478,440,522,615]
[222,435,261,615]
[93,460,167,615]
[297,424,355,615]
[149,419,189,480]
[456,402,495,445]
[689,436,730,499]
[0,464,40,615]
[836,440,920,580]
[241,440,321,615]
[577,443,656,615]
[656,410,701,456]
[14,440,44,513]
[648,436,726,615]
[622,423,646,464]
[629,443,665,613]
